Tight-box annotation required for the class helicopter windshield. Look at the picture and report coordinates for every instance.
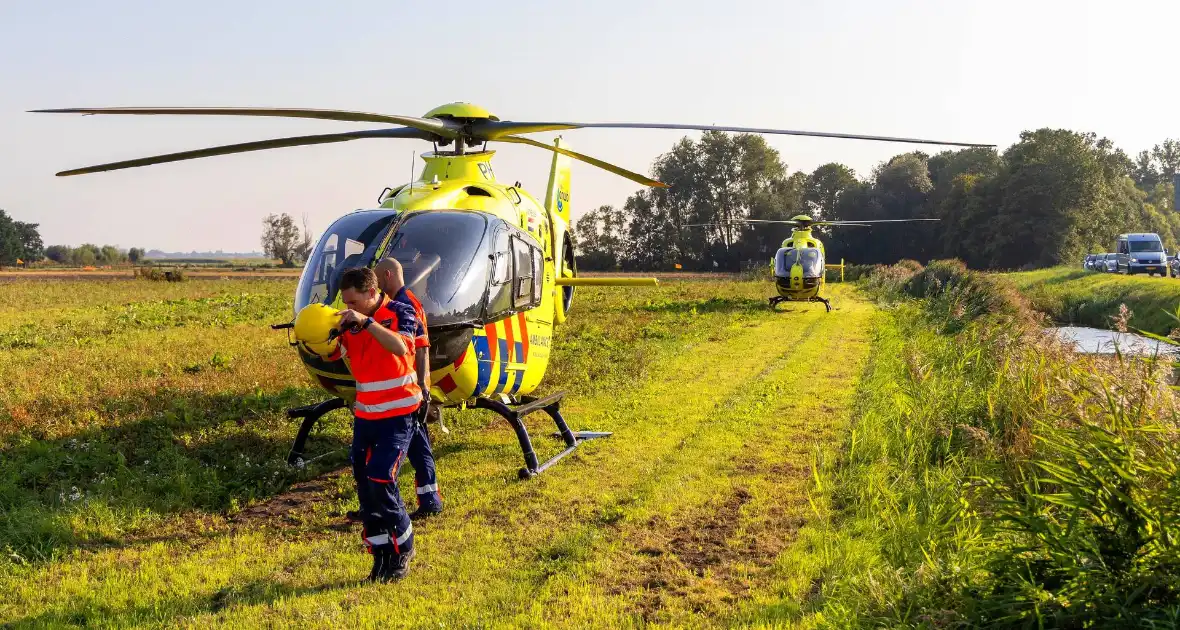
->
[295,210,399,313]
[377,211,493,327]
[774,247,823,278]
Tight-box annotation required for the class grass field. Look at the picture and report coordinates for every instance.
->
[0,275,876,628]
[1003,266,1180,334]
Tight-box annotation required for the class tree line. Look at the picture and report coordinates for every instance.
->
[44,244,146,266]
[0,209,43,265]
[0,208,147,267]
[573,130,1180,271]
[0,208,312,268]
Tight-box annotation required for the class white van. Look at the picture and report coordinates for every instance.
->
[1115,233,1167,276]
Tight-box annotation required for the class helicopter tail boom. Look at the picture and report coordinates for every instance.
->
[555,277,659,287]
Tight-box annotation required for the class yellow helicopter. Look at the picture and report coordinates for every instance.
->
[34,102,986,477]
[691,214,939,311]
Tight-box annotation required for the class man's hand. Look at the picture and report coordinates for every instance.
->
[415,398,430,425]
[337,309,365,331]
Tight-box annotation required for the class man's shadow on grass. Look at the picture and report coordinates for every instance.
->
[1,386,500,566]
[7,576,360,628]
[0,387,353,564]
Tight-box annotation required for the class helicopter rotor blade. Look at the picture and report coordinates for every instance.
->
[52,127,433,176]
[498,136,667,188]
[815,218,941,226]
[684,220,799,228]
[687,219,807,226]
[472,120,993,148]
[30,107,460,139]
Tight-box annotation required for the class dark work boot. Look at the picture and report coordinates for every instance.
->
[345,510,362,523]
[366,545,395,583]
[386,546,416,581]
[409,506,442,521]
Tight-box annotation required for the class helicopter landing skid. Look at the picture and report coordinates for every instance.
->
[474,391,610,480]
[768,296,831,312]
[285,397,348,467]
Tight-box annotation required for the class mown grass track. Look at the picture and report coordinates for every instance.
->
[0,277,874,628]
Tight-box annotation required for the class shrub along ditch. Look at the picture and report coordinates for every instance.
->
[799,260,1180,627]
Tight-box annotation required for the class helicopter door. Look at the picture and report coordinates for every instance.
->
[512,235,544,310]
[486,228,514,319]
[485,225,545,320]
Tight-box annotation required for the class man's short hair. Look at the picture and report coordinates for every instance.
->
[340,267,378,293]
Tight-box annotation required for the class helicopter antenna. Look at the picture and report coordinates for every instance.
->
[409,150,415,193]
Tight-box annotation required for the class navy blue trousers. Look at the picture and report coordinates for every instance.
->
[351,414,414,553]
[408,417,442,511]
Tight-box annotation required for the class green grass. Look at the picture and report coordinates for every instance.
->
[0,276,877,628]
[1004,266,1180,334]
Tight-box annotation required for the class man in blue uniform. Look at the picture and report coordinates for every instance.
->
[376,257,444,520]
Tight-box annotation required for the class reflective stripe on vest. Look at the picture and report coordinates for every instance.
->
[355,374,417,393]
[355,392,422,416]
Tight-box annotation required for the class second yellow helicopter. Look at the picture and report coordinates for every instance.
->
[691,214,939,311]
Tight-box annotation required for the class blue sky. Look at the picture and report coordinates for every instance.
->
[0,0,1169,251]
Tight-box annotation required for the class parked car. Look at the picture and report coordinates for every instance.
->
[1169,255,1180,278]
[1115,233,1167,276]
[1084,254,1096,270]
[1102,253,1119,272]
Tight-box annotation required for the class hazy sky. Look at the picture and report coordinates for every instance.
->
[0,0,1170,251]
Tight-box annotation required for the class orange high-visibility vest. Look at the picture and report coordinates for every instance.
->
[335,293,422,420]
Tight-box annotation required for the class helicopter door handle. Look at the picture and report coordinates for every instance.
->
[507,187,522,204]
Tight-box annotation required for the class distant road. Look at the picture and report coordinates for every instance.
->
[0,268,301,280]
[0,269,743,281]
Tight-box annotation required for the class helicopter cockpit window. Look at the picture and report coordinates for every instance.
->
[774,247,824,279]
[295,210,399,313]
[379,211,494,327]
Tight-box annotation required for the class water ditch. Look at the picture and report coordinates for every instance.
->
[1047,326,1179,357]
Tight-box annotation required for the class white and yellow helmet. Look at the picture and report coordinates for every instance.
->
[292,303,343,358]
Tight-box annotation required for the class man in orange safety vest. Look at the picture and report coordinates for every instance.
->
[330,266,422,582]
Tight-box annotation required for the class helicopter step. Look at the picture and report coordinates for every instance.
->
[285,397,349,467]
[474,390,611,480]
[768,296,831,312]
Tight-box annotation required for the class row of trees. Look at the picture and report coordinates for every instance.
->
[44,244,146,266]
[0,209,44,266]
[573,130,1180,270]
[1,208,152,267]
[0,208,310,268]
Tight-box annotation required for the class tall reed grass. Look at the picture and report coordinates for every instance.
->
[807,260,1180,626]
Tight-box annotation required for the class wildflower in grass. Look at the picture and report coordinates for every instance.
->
[1112,302,1132,333]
